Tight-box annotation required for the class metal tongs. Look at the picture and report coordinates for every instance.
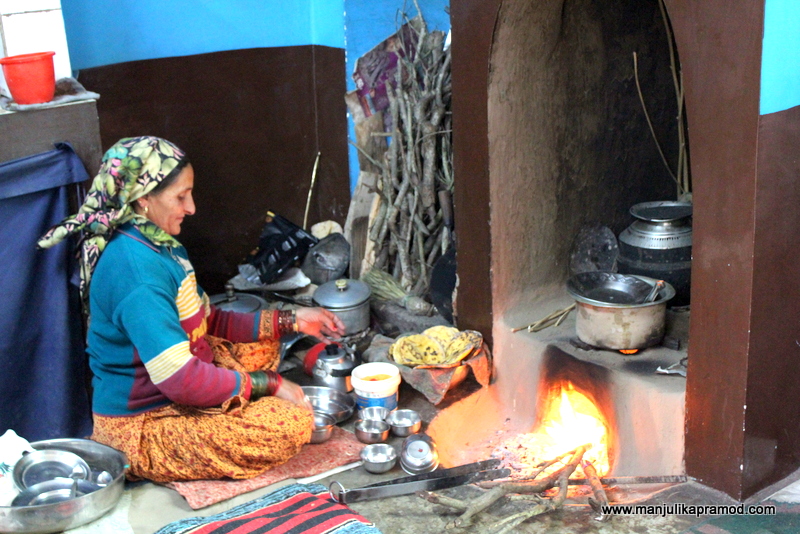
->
[329,459,510,503]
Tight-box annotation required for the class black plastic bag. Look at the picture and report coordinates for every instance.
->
[245,211,318,284]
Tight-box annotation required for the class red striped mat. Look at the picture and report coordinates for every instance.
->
[154,483,381,534]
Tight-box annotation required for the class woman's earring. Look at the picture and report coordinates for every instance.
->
[144,205,149,215]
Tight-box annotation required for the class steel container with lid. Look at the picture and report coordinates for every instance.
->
[312,278,371,335]
[209,283,268,313]
[617,201,692,306]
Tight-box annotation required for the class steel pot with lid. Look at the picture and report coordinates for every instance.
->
[210,283,268,313]
[313,278,371,335]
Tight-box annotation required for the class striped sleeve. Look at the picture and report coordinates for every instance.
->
[115,283,241,407]
[147,341,192,384]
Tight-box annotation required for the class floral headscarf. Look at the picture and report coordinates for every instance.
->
[38,136,188,307]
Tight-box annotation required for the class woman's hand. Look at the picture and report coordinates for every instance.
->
[296,307,346,343]
[274,378,313,412]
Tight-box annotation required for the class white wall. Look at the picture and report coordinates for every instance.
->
[0,0,71,98]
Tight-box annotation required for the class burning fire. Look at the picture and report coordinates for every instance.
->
[538,382,610,476]
[619,349,639,355]
[492,381,610,479]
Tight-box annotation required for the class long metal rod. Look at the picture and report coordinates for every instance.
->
[567,475,687,486]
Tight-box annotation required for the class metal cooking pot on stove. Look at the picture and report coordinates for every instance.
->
[312,278,371,335]
[210,283,268,313]
[566,272,675,350]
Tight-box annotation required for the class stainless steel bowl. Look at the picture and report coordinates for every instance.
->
[399,434,439,474]
[0,438,128,534]
[310,412,335,444]
[13,450,91,490]
[360,443,397,474]
[354,419,390,444]
[385,409,422,437]
[301,386,356,424]
[358,406,389,422]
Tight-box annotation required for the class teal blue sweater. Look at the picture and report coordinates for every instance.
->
[87,224,261,416]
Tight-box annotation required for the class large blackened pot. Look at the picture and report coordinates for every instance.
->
[617,201,692,307]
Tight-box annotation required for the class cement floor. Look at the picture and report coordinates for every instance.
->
[71,379,800,534]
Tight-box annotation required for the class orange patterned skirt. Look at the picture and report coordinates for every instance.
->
[91,337,313,483]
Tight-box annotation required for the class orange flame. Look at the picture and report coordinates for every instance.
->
[619,349,639,355]
[536,382,610,477]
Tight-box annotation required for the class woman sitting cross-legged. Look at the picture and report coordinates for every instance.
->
[38,136,345,483]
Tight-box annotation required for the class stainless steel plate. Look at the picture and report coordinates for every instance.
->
[12,479,102,507]
[13,450,91,490]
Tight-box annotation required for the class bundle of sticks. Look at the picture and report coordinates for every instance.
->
[418,445,611,533]
[357,7,453,298]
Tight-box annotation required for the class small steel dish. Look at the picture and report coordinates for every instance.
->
[13,449,91,490]
[12,479,102,507]
[360,443,397,474]
[310,412,336,444]
[354,419,390,444]
[399,434,439,474]
[301,386,356,424]
[385,409,422,437]
[358,406,389,422]
[0,438,128,534]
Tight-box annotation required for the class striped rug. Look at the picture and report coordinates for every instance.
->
[154,483,382,534]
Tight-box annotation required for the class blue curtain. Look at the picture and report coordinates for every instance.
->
[0,143,93,442]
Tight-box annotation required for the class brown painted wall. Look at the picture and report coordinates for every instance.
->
[77,45,349,293]
[450,0,500,342]
[746,105,800,495]
[665,0,764,499]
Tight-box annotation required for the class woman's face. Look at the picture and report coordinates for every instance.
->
[139,164,196,235]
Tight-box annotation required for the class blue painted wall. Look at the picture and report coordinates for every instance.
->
[61,0,346,70]
[344,0,450,189]
[62,0,450,190]
[761,0,800,115]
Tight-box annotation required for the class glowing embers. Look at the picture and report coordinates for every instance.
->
[492,381,610,479]
[619,349,639,355]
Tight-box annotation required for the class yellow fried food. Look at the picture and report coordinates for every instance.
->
[422,325,460,346]
[390,334,446,366]
[390,328,484,367]
[443,330,483,365]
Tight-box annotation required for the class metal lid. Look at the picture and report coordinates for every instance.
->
[400,434,439,474]
[630,201,692,223]
[318,343,349,363]
[313,278,371,310]
[209,284,268,313]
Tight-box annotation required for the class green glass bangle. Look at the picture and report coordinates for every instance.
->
[248,371,268,400]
